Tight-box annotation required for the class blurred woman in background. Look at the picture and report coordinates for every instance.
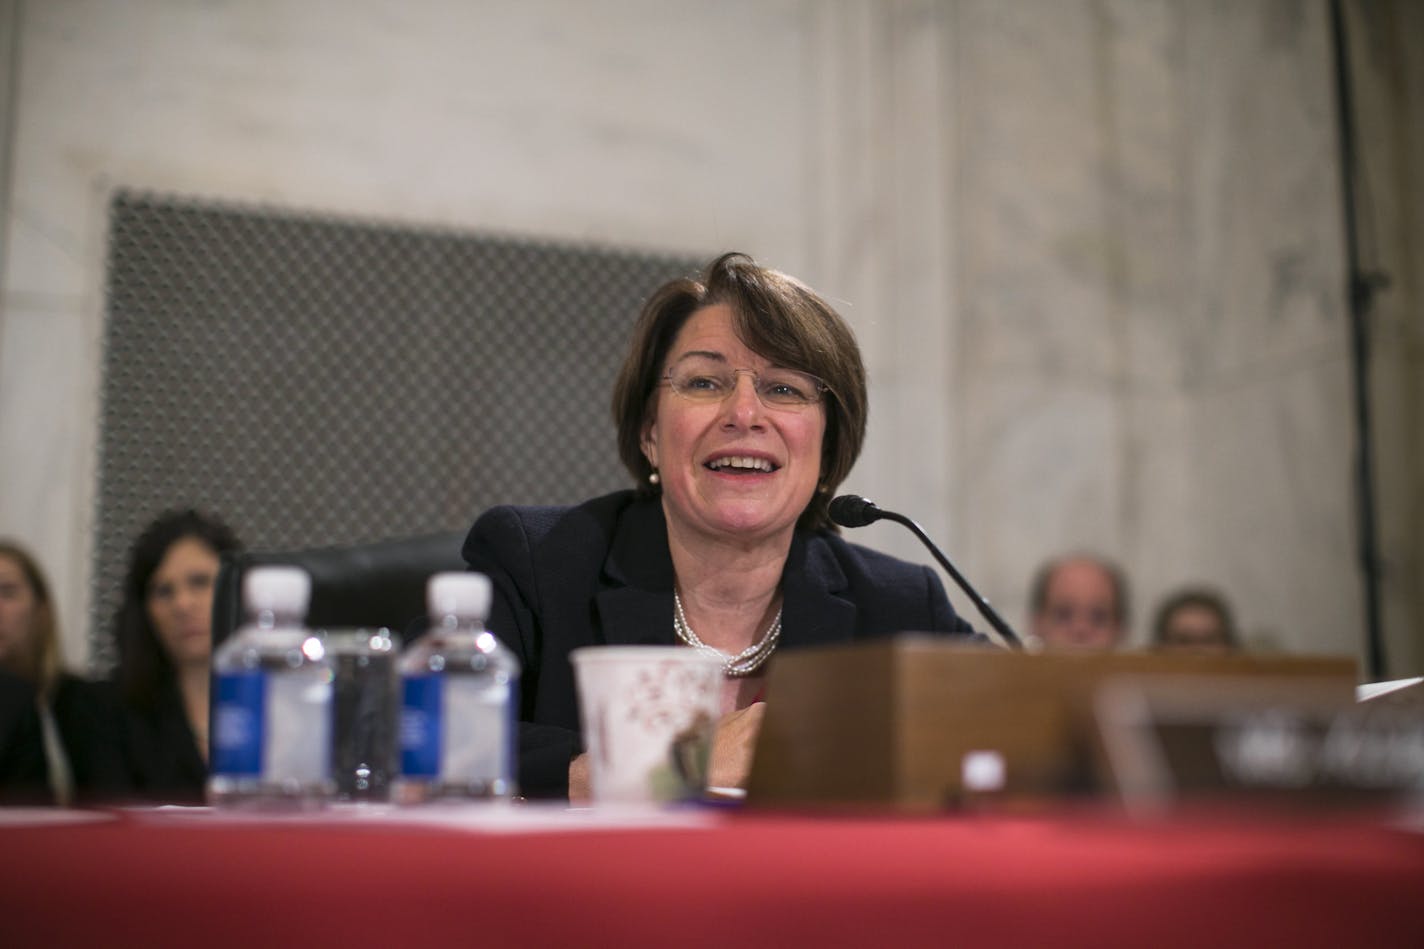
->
[1151,586,1240,655]
[0,540,90,803]
[111,509,240,803]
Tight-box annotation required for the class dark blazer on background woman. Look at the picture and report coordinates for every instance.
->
[54,678,206,805]
[113,679,206,804]
[0,672,49,803]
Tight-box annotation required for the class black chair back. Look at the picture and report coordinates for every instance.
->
[211,531,468,648]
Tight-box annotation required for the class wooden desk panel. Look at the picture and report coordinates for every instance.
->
[748,638,1356,809]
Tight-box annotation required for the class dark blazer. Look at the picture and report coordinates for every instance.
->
[58,677,206,805]
[0,672,49,804]
[112,679,207,804]
[49,673,126,803]
[462,490,976,797]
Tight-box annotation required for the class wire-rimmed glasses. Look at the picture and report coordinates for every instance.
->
[660,358,830,410]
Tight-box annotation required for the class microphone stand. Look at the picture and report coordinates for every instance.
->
[872,508,1023,650]
[1329,0,1389,679]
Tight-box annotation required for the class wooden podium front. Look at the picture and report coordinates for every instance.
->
[745,638,1357,810]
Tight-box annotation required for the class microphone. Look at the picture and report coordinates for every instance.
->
[829,494,1023,649]
[827,494,881,528]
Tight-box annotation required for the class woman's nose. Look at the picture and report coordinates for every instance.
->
[174,587,202,616]
[722,373,767,425]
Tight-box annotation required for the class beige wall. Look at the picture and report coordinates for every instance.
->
[1,0,1419,675]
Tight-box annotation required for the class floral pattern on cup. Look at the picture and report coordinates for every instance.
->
[572,646,723,804]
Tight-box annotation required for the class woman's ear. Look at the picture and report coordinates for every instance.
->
[640,418,658,472]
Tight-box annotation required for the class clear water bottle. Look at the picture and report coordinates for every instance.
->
[327,627,399,802]
[395,572,520,802]
[209,565,335,807]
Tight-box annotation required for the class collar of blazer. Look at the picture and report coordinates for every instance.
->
[593,494,857,651]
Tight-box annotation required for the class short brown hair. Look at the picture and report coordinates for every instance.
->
[611,252,867,531]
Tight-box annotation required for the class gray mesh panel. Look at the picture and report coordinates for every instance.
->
[92,191,700,670]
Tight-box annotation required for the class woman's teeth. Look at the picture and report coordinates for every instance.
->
[707,456,774,472]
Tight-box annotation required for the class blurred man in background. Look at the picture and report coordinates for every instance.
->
[1028,554,1129,651]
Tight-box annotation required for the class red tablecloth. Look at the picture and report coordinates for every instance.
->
[3,806,1422,947]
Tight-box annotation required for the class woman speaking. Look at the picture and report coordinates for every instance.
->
[463,252,977,799]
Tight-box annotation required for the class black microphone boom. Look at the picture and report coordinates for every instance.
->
[829,494,1022,649]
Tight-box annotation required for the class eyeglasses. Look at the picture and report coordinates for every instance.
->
[660,359,830,410]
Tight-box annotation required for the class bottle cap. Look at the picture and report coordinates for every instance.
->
[961,749,1006,793]
[428,571,492,621]
[243,565,311,619]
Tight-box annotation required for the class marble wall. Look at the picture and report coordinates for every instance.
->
[953,0,1363,657]
[1,0,1418,675]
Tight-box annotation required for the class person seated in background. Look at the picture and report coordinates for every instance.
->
[462,252,983,801]
[0,540,109,804]
[0,672,49,803]
[1151,587,1239,654]
[1027,553,1129,651]
[109,509,241,803]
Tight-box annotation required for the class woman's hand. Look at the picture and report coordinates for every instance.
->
[708,701,765,790]
[568,752,592,804]
[568,701,766,801]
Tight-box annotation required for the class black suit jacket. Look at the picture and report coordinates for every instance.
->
[462,490,976,797]
[49,674,127,804]
[55,677,206,805]
[113,679,207,804]
[0,672,49,804]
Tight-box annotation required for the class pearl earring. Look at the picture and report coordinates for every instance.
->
[649,470,660,485]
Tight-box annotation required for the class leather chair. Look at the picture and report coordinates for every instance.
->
[211,530,468,648]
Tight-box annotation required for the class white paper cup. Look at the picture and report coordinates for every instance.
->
[571,646,723,804]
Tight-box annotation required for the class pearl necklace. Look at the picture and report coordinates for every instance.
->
[672,589,782,678]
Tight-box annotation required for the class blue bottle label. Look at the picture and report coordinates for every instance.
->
[400,675,442,778]
[213,671,266,776]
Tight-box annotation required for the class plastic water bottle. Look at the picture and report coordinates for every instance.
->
[395,572,520,802]
[327,627,399,802]
[209,565,335,807]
